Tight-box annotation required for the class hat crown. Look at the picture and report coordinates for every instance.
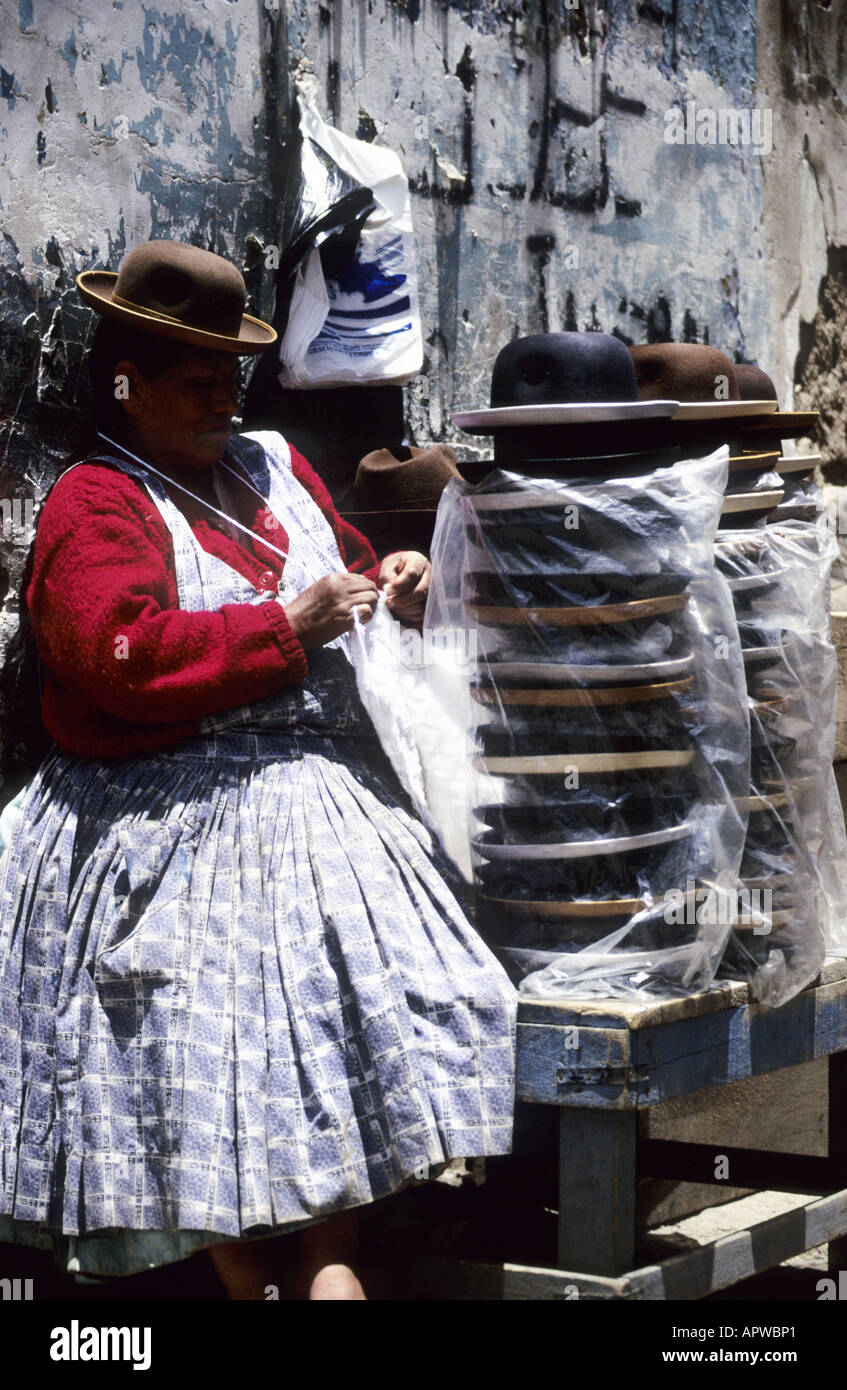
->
[354,445,461,509]
[630,343,740,402]
[490,333,638,408]
[114,241,246,337]
[734,362,778,402]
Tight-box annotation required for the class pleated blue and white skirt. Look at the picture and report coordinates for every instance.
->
[0,731,516,1275]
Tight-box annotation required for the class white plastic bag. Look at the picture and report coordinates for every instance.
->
[279,96,422,388]
[347,595,476,878]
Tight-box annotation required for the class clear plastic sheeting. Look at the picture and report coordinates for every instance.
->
[348,596,477,877]
[427,447,762,1001]
[715,518,847,977]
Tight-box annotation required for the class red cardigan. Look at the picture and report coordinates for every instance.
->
[27,443,381,760]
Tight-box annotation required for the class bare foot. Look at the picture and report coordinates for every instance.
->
[308,1262,367,1300]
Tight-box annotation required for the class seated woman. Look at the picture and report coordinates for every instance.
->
[0,241,516,1299]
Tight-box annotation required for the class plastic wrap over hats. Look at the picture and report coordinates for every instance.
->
[629,343,740,403]
[76,240,277,353]
[490,332,639,407]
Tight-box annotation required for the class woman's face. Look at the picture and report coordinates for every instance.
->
[117,347,242,471]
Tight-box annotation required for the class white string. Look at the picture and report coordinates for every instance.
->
[95,430,385,641]
[96,431,291,563]
[216,455,343,580]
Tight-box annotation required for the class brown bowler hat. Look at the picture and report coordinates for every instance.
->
[341,445,463,555]
[352,444,462,510]
[735,363,778,401]
[630,343,740,402]
[729,363,819,440]
[76,240,276,354]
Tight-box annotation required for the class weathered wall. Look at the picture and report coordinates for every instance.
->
[282,0,768,449]
[756,0,847,475]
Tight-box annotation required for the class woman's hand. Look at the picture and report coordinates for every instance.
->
[283,572,379,650]
[378,551,431,626]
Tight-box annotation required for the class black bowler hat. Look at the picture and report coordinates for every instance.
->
[452,332,678,464]
[490,332,638,407]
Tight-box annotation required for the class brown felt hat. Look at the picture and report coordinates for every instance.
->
[352,444,462,510]
[341,445,464,555]
[630,343,740,403]
[735,363,778,401]
[76,240,276,354]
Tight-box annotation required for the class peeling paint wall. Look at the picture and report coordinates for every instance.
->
[0,0,279,466]
[282,0,768,446]
[1,0,843,776]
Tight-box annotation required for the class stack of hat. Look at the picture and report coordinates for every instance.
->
[451,331,839,997]
[712,530,822,978]
[452,333,742,973]
[629,345,786,530]
[628,345,831,985]
[733,364,824,526]
[466,487,702,956]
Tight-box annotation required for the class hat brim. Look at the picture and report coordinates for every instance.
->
[339,508,440,555]
[776,453,820,475]
[727,451,780,473]
[471,677,693,708]
[732,412,819,437]
[453,401,678,432]
[76,270,276,355]
[471,820,694,862]
[720,489,784,515]
[671,400,777,421]
[481,896,649,921]
[475,750,695,775]
[465,593,688,627]
[483,656,695,686]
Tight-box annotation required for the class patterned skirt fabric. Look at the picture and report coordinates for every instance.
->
[0,733,516,1273]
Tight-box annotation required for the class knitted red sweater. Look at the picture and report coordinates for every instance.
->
[27,443,380,760]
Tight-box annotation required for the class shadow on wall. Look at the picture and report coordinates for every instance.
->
[795,245,847,483]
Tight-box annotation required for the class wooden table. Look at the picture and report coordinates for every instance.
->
[510,954,847,1298]
[363,955,847,1300]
